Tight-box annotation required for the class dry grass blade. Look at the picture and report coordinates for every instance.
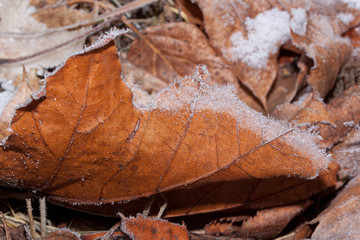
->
[0,211,11,240]
[26,199,36,240]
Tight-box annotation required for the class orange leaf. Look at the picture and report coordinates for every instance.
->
[0,31,329,216]
[121,214,189,240]
[205,200,312,239]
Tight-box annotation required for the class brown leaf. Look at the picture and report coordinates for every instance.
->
[127,22,263,111]
[321,84,360,147]
[31,4,93,28]
[194,0,359,109]
[121,214,189,240]
[274,84,360,149]
[205,200,312,239]
[0,32,329,216]
[344,25,360,48]
[54,161,338,217]
[267,51,310,113]
[127,22,238,86]
[0,222,26,240]
[331,129,360,180]
[310,173,360,240]
[290,13,352,99]
[175,0,203,25]
[43,229,80,240]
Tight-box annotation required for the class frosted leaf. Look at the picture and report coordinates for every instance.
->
[142,65,329,177]
[0,81,16,115]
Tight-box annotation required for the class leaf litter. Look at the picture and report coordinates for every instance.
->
[0,0,360,239]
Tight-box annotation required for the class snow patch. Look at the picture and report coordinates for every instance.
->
[290,8,307,36]
[336,12,354,25]
[342,0,360,10]
[225,7,308,69]
[225,8,291,69]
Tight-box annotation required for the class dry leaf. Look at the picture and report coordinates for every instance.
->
[310,173,360,240]
[273,84,360,149]
[0,0,88,81]
[205,200,312,240]
[290,13,352,99]
[331,129,360,180]
[43,229,80,240]
[267,51,311,113]
[0,32,330,217]
[127,22,238,86]
[344,25,360,48]
[175,0,203,25]
[127,22,263,111]
[320,84,360,147]
[194,0,359,109]
[332,49,360,98]
[31,4,93,28]
[121,214,189,240]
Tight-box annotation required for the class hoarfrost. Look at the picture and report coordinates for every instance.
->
[139,65,329,176]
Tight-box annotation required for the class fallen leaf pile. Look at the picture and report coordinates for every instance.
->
[0,0,360,239]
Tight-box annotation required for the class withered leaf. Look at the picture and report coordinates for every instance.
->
[205,200,312,240]
[310,173,360,240]
[121,214,189,240]
[127,22,236,86]
[194,0,359,109]
[0,32,329,216]
[331,129,360,180]
[127,22,263,111]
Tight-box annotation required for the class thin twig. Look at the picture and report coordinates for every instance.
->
[142,195,156,217]
[157,193,167,218]
[39,197,46,238]
[100,221,122,240]
[26,199,36,240]
[0,211,11,240]
[0,0,157,38]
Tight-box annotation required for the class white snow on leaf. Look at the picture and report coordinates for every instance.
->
[341,0,360,10]
[336,12,354,25]
[225,8,291,69]
[290,8,307,36]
